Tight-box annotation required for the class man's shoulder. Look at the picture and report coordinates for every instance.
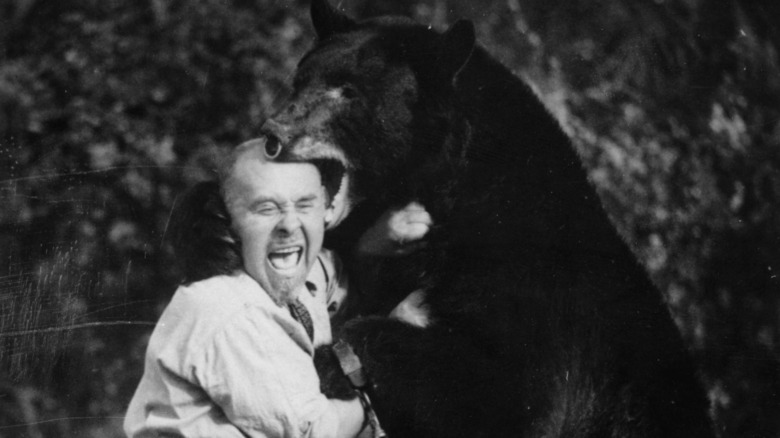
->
[168,272,269,319]
[180,271,256,296]
[149,272,272,354]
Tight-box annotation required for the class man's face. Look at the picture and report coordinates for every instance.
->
[225,155,333,303]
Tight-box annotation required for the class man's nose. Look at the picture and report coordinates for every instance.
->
[275,209,302,234]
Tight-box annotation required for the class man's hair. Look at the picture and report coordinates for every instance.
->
[169,180,242,284]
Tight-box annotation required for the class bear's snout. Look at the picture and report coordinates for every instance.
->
[260,118,293,159]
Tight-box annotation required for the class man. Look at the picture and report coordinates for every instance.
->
[124,139,424,437]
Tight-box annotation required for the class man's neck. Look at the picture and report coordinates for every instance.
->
[240,269,308,307]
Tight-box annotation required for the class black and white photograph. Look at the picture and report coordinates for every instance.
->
[1,0,778,436]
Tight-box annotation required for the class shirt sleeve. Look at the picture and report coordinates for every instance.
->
[196,306,341,438]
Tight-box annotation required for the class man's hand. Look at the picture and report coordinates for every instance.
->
[355,202,432,257]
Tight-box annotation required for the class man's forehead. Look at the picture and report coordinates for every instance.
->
[231,157,323,198]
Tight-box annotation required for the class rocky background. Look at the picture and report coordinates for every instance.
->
[0,1,777,436]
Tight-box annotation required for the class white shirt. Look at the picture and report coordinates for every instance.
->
[124,250,348,438]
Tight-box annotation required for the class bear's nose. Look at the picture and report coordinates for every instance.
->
[264,134,282,159]
[260,118,292,159]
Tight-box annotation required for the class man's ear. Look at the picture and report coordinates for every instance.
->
[311,0,356,41]
[438,20,476,80]
[324,201,336,228]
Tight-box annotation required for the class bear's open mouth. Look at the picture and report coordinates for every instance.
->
[261,134,348,201]
[260,133,355,229]
[310,158,355,229]
[311,158,346,201]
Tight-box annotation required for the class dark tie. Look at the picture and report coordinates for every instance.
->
[288,298,314,342]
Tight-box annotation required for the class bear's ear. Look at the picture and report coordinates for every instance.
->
[311,0,356,40]
[439,20,476,78]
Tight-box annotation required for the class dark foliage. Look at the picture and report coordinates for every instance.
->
[0,0,313,435]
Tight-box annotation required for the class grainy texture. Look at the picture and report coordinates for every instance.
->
[0,0,777,436]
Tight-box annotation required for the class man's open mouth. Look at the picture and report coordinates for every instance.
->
[268,246,303,271]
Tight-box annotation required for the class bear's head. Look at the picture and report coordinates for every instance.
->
[259,0,476,228]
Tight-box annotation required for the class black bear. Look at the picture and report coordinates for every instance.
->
[253,1,716,437]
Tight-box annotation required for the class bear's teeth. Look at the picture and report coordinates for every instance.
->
[269,248,302,270]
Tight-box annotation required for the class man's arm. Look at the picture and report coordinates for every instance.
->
[198,306,367,438]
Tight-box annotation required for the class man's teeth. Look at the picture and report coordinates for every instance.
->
[269,247,302,270]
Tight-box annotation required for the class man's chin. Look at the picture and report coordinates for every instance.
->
[262,272,307,304]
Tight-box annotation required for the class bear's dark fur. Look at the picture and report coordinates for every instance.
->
[253,1,717,437]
